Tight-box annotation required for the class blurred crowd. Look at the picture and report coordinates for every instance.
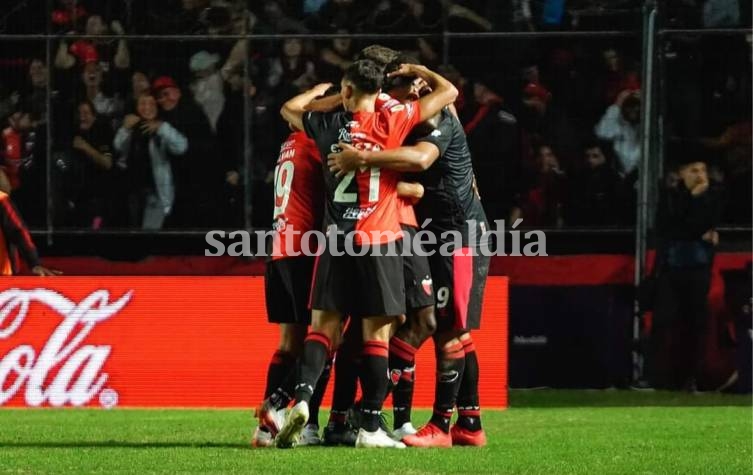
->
[0,0,750,230]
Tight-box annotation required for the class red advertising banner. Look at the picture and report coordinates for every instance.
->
[0,277,508,408]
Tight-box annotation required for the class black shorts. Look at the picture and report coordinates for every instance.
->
[265,256,315,325]
[402,225,434,311]
[309,240,405,318]
[429,246,490,332]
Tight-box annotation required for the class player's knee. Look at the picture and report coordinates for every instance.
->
[417,307,437,337]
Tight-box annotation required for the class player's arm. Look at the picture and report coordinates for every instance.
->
[327,141,440,177]
[280,82,333,131]
[304,93,342,113]
[387,64,458,122]
[0,195,60,276]
[397,181,424,201]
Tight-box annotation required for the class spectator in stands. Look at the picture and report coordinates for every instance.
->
[54,15,131,91]
[309,0,369,32]
[189,51,226,133]
[1,104,45,226]
[267,38,318,93]
[254,0,308,33]
[125,71,152,114]
[317,30,355,83]
[464,77,519,220]
[510,143,567,227]
[152,76,217,227]
[595,89,641,177]
[21,59,49,125]
[650,151,723,391]
[114,93,187,230]
[215,74,254,227]
[65,100,114,228]
[368,0,441,64]
[702,0,740,27]
[565,140,623,226]
[702,114,752,224]
[596,47,640,112]
[79,61,124,127]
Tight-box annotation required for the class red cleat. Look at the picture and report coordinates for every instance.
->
[450,424,487,447]
[255,401,285,437]
[401,423,452,448]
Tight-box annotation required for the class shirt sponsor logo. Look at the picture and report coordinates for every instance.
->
[342,206,376,220]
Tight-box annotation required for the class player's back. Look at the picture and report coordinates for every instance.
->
[271,130,323,259]
[410,107,486,237]
[303,102,421,244]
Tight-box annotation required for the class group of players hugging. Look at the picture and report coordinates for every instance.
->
[255,44,490,449]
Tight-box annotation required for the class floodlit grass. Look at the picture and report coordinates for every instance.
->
[1,390,750,474]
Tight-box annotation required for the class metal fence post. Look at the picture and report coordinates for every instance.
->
[632,0,658,382]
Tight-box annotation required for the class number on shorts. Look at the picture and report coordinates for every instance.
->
[436,286,450,309]
[273,160,295,219]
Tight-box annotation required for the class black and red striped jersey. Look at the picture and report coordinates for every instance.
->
[303,101,422,244]
[271,131,324,260]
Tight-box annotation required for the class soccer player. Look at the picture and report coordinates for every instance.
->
[328,59,491,447]
[253,128,330,448]
[276,59,457,449]
[0,169,59,276]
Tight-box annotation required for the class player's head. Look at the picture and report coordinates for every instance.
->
[341,60,383,110]
[382,55,427,103]
[355,45,399,72]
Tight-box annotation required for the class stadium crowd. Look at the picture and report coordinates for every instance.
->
[0,0,749,230]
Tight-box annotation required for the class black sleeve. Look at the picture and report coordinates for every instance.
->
[415,115,454,156]
[302,111,326,140]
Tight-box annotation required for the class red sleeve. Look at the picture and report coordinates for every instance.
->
[385,101,422,146]
[0,194,39,268]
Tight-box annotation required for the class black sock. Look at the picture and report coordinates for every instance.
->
[329,325,361,424]
[294,332,331,404]
[430,341,465,433]
[457,338,482,431]
[308,353,333,427]
[393,366,415,429]
[264,350,296,399]
[389,337,418,429]
[360,340,389,432]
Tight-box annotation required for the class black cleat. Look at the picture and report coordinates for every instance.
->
[323,422,357,447]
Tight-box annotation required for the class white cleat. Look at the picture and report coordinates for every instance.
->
[298,424,322,446]
[355,428,407,449]
[251,426,274,448]
[275,401,308,449]
[392,422,418,441]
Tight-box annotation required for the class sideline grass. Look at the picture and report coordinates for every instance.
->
[1,390,750,474]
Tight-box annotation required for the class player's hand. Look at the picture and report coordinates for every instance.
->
[123,114,140,129]
[32,265,62,276]
[328,143,364,178]
[387,63,421,78]
[310,82,334,97]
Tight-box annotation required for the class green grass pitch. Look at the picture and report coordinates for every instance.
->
[1,390,750,474]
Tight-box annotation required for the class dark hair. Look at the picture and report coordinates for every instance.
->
[355,45,399,71]
[343,60,383,94]
[76,99,97,118]
[383,54,420,92]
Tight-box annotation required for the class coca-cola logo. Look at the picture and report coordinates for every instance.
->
[0,288,132,407]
